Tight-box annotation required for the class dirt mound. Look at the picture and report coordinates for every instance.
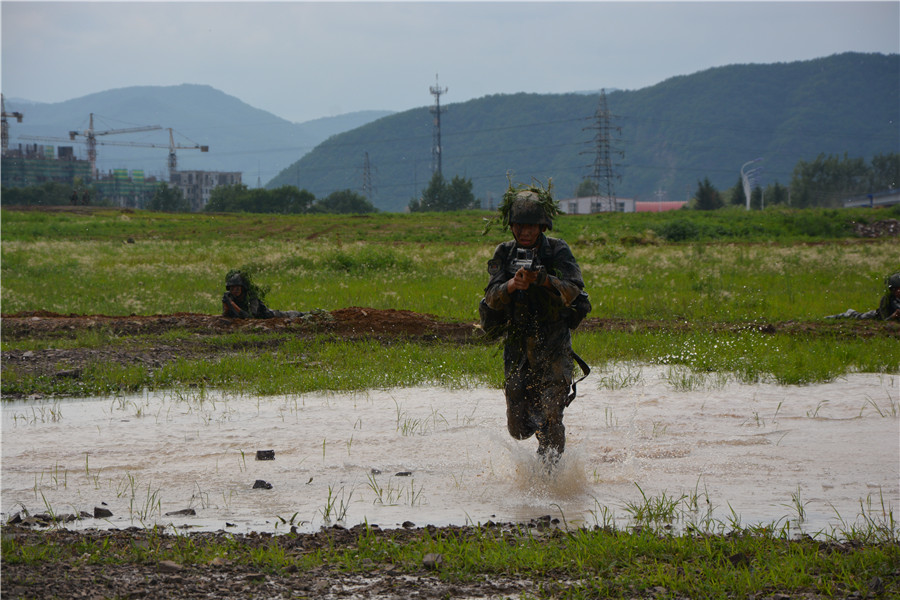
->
[852,218,900,237]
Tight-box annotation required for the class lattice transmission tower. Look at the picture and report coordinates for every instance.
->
[429,74,448,176]
[361,151,376,201]
[583,89,624,211]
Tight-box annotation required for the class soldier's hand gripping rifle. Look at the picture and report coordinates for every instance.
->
[223,293,250,318]
[512,248,548,287]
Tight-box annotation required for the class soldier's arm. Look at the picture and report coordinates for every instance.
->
[484,243,515,310]
[542,273,582,306]
[540,240,584,306]
[223,293,242,317]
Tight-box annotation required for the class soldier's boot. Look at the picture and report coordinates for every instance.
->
[536,419,565,467]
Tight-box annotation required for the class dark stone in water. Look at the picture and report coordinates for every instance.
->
[165,508,196,517]
[94,507,113,518]
[253,480,273,489]
[256,450,275,460]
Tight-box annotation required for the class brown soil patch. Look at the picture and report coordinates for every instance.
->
[1,307,480,342]
[0,522,547,600]
[2,308,897,400]
[2,523,887,600]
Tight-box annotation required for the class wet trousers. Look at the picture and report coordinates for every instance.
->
[504,341,572,457]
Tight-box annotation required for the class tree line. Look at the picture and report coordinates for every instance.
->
[2,152,894,213]
[648,152,897,211]
[707,152,897,210]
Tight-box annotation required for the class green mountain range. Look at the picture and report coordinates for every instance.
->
[268,52,899,212]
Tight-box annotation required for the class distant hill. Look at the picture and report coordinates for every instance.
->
[268,52,899,212]
[5,84,392,185]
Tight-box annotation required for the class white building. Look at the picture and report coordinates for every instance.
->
[170,170,242,211]
[559,195,636,214]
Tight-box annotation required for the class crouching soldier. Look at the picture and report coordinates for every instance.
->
[825,271,900,321]
[222,270,304,319]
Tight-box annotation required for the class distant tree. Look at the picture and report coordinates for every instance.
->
[869,152,899,191]
[1,182,93,206]
[205,183,251,212]
[204,184,316,213]
[409,172,476,212]
[762,182,789,207]
[409,172,446,212]
[311,189,377,214]
[147,183,190,212]
[790,152,870,208]
[574,178,599,198]
[445,175,477,210]
[694,177,723,210]
[750,186,763,210]
[269,185,315,213]
[728,177,746,206]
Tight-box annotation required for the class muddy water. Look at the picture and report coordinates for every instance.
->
[3,366,898,536]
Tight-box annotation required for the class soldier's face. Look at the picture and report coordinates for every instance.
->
[512,223,541,248]
[229,285,243,298]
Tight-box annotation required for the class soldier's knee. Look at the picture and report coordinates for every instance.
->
[506,404,535,439]
[508,422,533,440]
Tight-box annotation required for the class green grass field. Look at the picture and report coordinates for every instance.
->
[2,206,898,597]
[2,206,898,320]
[2,206,898,396]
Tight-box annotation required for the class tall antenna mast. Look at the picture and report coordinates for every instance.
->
[429,74,448,176]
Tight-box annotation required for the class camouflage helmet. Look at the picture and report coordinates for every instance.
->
[887,272,900,289]
[225,272,247,290]
[509,190,553,230]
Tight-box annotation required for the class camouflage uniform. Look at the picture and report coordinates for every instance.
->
[483,194,585,458]
[826,272,900,320]
[877,272,900,320]
[222,272,305,319]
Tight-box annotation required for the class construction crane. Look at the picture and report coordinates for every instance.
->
[1,93,24,153]
[91,128,209,180]
[21,113,163,179]
[69,114,163,179]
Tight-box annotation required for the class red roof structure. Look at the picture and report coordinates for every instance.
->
[635,201,687,213]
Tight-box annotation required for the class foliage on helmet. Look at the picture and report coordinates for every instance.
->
[224,268,268,302]
[482,176,561,235]
[887,271,900,289]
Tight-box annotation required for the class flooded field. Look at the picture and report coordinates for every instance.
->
[3,366,898,537]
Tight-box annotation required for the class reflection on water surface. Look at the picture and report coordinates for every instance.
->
[3,367,897,536]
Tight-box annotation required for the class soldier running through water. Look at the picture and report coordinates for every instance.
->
[481,181,591,464]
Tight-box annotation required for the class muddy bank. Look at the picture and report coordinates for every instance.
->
[3,522,894,600]
[2,308,897,397]
[0,522,538,600]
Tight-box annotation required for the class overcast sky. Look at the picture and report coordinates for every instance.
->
[2,1,898,124]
